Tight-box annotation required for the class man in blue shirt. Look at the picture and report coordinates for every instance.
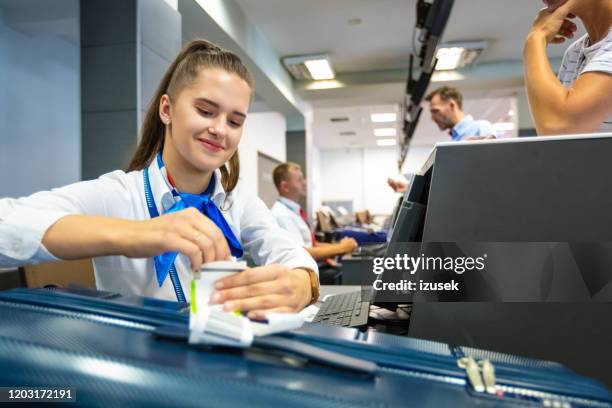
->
[387,87,497,193]
[425,86,497,141]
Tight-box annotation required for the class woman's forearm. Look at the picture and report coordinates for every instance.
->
[42,215,135,260]
[524,33,573,135]
[41,209,231,270]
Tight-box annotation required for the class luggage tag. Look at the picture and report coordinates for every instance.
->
[189,261,247,346]
[190,260,247,315]
[189,261,304,348]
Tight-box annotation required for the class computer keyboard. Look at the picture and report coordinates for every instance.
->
[312,289,371,327]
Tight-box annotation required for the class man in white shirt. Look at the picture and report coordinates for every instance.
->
[524,0,612,135]
[270,163,357,261]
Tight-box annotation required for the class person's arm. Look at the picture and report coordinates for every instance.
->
[305,237,358,261]
[387,178,408,193]
[212,264,313,320]
[221,193,318,317]
[0,173,229,270]
[524,6,612,135]
[43,209,230,269]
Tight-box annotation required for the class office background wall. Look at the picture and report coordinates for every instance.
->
[286,130,306,209]
[239,112,286,197]
[310,145,322,219]
[80,0,181,180]
[317,147,399,216]
[402,146,436,175]
[0,2,80,198]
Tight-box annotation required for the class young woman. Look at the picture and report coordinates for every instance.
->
[524,0,612,135]
[0,40,318,320]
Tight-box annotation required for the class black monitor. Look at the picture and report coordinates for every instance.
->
[407,134,612,387]
[386,171,431,244]
[385,196,403,234]
[372,168,433,308]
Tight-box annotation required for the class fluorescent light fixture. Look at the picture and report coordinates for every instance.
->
[283,54,335,80]
[304,59,335,80]
[431,71,465,82]
[436,47,463,71]
[377,138,396,147]
[374,128,397,137]
[435,41,488,71]
[371,113,397,123]
[493,122,515,132]
[305,80,344,90]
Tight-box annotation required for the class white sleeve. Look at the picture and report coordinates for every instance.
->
[0,171,133,267]
[239,195,318,275]
[582,39,612,76]
[273,213,310,247]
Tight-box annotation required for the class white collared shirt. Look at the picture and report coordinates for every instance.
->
[270,197,313,249]
[0,160,318,301]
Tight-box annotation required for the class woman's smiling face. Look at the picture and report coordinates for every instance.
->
[161,67,251,174]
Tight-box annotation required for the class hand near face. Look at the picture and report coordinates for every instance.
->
[530,1,578,45]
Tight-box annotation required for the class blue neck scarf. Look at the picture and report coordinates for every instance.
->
[144,153,243,292]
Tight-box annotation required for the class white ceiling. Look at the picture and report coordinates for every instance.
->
[312,104,402,149]
[235,0,578,74]
[235,0,555,149]
[0,0,576,152]
[312,97,515,150]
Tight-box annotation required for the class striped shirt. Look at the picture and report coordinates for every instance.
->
[557,29,612,132]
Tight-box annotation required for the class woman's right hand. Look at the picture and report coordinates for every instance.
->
[121,207,231,271]
[528,2,577,45]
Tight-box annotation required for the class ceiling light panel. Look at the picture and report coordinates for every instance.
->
[304,59,335,80]
[282,54,335,80]
[370,113,397,123]
[377,139,396,147]
[435,41,488,71]
[374,128,397,137]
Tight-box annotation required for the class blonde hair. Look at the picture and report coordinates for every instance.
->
[127,39,254,193]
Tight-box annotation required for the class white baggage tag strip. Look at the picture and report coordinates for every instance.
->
[189,261,304,347]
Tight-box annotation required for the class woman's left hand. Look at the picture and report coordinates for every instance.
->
[210,264,312,320]
[528,3,577,45]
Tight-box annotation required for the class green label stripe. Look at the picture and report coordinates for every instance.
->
[190,280,197,314]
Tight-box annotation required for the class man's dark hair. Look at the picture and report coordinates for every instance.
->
[425,86,463,109]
